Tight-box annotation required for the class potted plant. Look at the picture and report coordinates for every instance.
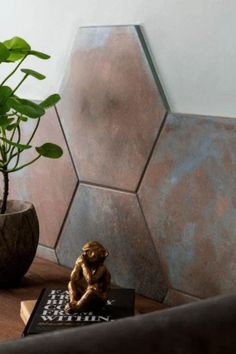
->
[0,36,63,286]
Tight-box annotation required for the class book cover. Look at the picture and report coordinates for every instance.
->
[23,288,135,336]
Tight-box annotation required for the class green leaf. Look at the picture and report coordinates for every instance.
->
[0,137,31,150]
[4,50,28,62]
[36,143,63,158]
[6,97,45,118]
[21,68,46,80]
[28,50,50,59]
[6,123,18,131]
[0,116,14,128]
[0,86,12,115]
[0,42,10,62]
[3,37,30,50]
[0,86,13,105]
[3,37,31,62]
[20,116,28,122]
[40,94,61,109]
[0,105,9,115]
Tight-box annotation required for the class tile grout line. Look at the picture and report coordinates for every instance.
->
[136,193,170,300]
[135,110,168,193]
[54,105,79,181]
[167,286,203,300]
[135,25,170,111]
[54,179,80,254]
[53,105,82,258]
[80,180,136,195]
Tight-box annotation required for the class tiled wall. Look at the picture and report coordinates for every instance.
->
[11,25,236,304]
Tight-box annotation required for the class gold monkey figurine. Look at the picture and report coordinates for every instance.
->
[65,241,111,313]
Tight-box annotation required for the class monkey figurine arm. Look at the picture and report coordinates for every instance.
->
[81,256,93,285]
[90,265,107,283]
[68,256,83,303]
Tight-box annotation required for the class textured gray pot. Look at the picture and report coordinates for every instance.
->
[0,200,39,286]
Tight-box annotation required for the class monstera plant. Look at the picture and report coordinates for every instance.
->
[0,36,63,286]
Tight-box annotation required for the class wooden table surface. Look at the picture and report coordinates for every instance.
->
[0,257,167,342]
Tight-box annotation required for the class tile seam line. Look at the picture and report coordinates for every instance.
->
[136,110,168,193]
[54,179,80,253]
[136,193,170,300]
[80,181,136,195]
[54,105,79,181]
[135,25,170,111]
[166,287,203,300]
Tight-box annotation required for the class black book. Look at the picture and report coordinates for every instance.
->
[23,288,135,336]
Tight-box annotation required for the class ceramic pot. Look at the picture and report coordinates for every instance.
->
[0,200,39,286]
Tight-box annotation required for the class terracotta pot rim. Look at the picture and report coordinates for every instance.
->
[0,200,34,216]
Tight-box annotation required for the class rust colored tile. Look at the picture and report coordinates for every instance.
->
[57,26,167,191]
[139,113,236,298]
[56,184,168,301]
[8,107,78,248]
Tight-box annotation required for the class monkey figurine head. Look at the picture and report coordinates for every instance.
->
[82,241,109,264]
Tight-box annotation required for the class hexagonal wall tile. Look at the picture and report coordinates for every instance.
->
[139,113,236,298]
[56,183,168,301]
[8,107,78,248]
[57,25,167,191]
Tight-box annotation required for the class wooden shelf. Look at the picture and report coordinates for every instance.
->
[0,257,167,341]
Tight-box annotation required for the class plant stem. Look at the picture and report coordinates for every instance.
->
[7,124,21,163]
[12,74,28,94]
[0,141,5,160]
[0,56,27,86]
[7,154,41,173]
[11,126,21,170]
[1,169,9,214]
[27,117,40,145]
[6,117,39,164]
[6,116,20,153]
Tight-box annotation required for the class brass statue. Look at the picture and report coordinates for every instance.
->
[65,241,111,313]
